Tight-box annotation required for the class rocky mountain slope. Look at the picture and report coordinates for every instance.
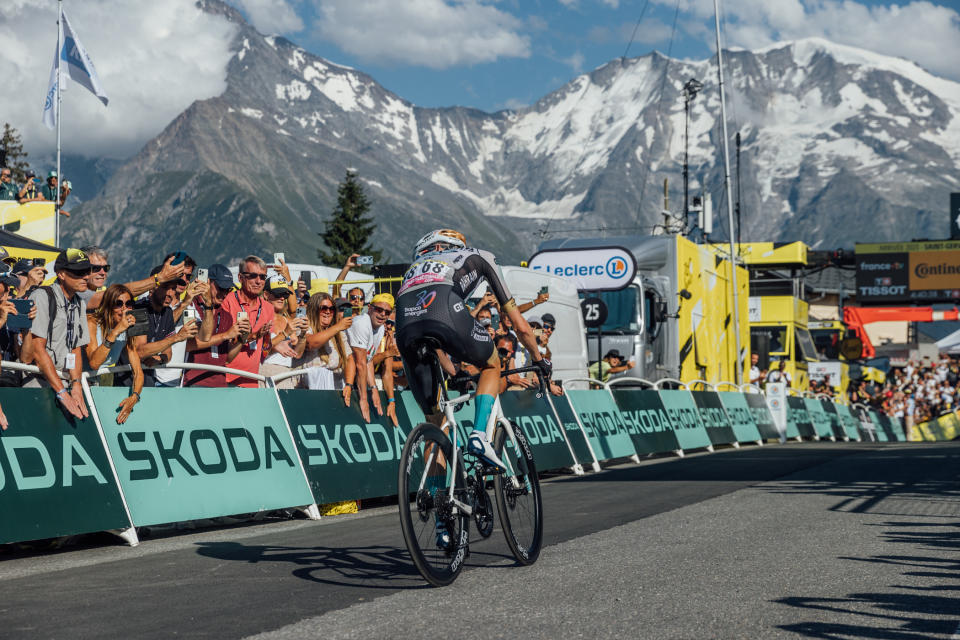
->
[65,0,960,278]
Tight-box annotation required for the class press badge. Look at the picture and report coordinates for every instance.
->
[65,353,76,369]
[210,345,219,359]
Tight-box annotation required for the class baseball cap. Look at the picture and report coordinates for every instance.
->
[47,171,57,178]
[12,259,35,275]
[541,313,556,326]
[0,272,18,289]
[207,264,234,290]
[266,275,292,298]
[54,248,91,273]
[371,292,395,309]
[603,349,623,361]
[334,297,351,311]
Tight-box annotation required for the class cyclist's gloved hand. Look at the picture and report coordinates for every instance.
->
[449,370,476,393]
[533,357,552,380]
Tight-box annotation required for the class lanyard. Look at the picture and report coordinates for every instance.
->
[233,291,263,327]
[65,300,78,350]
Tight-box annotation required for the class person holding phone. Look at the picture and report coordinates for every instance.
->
[17,170,42,204]
[133,267,199,387]
[292,293,352,390]
[85,284,144,423]
[261,275,308,388]
[221,255,274,387]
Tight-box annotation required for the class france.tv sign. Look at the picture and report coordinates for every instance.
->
[528,246,637,291]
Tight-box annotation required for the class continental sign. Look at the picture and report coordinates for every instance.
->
[856,240,960,303]
[95,387,313,527]
[0,389,130,543]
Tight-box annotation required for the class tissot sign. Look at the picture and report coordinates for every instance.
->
[528,247,636,291]
[855,241,960,304]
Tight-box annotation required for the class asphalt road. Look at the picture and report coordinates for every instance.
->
[2,441,959,639]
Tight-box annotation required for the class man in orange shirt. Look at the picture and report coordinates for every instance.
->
[221,255,274,387]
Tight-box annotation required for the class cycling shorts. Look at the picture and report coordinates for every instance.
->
[396,286,495,414]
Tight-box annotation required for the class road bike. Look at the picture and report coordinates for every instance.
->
[397,342,544,586]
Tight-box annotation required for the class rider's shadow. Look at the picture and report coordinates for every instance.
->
[194,540,516,589]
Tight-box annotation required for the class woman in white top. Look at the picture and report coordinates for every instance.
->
[261,276,308,389]
[293,293,352,390]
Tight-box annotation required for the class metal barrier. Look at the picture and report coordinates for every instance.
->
[687,379,716,391]
[739,383,763,394]
[606,377,656,389]
[653,378,688,390]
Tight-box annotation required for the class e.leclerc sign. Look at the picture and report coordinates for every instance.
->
[528,247,637,292]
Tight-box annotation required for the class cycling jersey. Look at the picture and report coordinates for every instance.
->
[396,247,513,413]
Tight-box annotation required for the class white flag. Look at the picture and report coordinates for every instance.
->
[61,10,108,106]
[41,17,64,130]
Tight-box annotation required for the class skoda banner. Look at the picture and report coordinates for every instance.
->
[716,392,764,444]
[657,390,712,452]
[803,398,834,440]
[611,389,682,455]
[528,246,637,291]
[818,399,848,440]
[784,396,811,439]
[566,390,638,461]
[550,394,597,465]
[95,387,314,527]
[690,391,738,447]
[499,392,578,471]
[0,389,130,543]
[742,393,781,441]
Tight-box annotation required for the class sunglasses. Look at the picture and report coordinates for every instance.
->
[543,324,555,331]
[318,305,334,312]
[350,294,365,301]
[91,264,111,273]
[240,272,267,281]
[370,305,391,314]
[64,268,92,277]
[113,299,134,309]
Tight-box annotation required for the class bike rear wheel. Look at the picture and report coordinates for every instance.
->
[493,421,543,565]
[398,423,469,586]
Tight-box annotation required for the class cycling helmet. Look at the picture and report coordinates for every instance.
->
[412,229,466,260]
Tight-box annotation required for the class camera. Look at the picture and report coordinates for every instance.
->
[356,256,373,265]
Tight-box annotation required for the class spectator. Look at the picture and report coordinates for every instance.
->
[293,292,351,390]
[765,360,792,387]
[85,284,144,423]
[588,349,634,384]
[347,286,366,315]
[221,255,274,387]
[153,261,206,388]
[260,275,308,388]
[80,247,186,310]
[517,289,550,314]
[540,312,556,357]
[0,270,25,387]
[59,180,72,213]
[748,353,762,386]
[0,168,18,200]
[497,333,532,391]
[40,171,58,202]
[12,258,47,297]
[331,253,361,299]
[133,267,199,387]
[24,249,92,420]
[381,310,407,389]
[343,292,395,423]
[17,170,42,204]
[183,264,241,388]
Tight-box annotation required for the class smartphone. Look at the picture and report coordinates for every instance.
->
[296,306,306,319]
[237,311,249,323]
[6,299,33,331]
[195,268,208,283]
[299,271,312,289]
[356,256,373,265]
[273,252,285,265]
[533,328,543,338]
[170,251,187,266]
[127,307,149,338]
[183,307,198,323]
[342,306,353,318]
[539,286,549,296]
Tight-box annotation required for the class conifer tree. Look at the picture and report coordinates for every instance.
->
[318,169,383,271]
[1,123,31,183]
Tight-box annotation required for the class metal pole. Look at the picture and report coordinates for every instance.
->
[713,0,742,385]
[735,131,742,250]
[683,94,689,232]
[55,0,62,247]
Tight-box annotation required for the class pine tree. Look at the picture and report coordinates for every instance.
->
[1,124,31,184]
[318,169,383,271]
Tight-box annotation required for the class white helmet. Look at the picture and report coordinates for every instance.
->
[412,229,466,260]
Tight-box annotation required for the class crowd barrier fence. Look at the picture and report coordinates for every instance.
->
[0,361,908,547]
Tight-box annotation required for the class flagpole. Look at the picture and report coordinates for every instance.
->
[55,0,62,248]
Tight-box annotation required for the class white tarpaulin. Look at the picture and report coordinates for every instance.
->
[936,328,960,354]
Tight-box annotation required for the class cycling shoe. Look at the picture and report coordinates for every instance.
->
[467,433,506,472]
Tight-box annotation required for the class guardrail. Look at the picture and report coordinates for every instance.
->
[0,360,909,549]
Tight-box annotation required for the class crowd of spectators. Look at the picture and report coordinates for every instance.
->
[0,167,73,214]
[849,355,960,428]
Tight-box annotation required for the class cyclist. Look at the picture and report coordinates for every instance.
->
[396,229,551,473]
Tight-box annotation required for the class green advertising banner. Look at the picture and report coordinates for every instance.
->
[611,389,682,455]
[854,406,883,442]
[878,413,905,441]
[869,410,897,442]
[743,394,781,441]
[818,400,848,441]
[785,397,811,439]
[94,387,313,527]
[566,390,639,461]
[802,398,834,440]
[0,389,130,544]
[657,390,713,452]
[690,391,738,447]
[833,404,862,441]
[550,394,596,465]
[717,392,764,444]
[281,389,415,504]
[499,392,578,471]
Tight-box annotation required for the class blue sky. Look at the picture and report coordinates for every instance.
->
[230,0,960,112]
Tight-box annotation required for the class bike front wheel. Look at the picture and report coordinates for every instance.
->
[398,423,469,587]
[493,420,543,565]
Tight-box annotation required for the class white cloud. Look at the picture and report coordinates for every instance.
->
[313,0,531,68]
[232,0,304,34]
[563,51,586,73]
[661,0,960,81]
[0,0,237,158]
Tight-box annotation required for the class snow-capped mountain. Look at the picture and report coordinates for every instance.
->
[66,0,960,278]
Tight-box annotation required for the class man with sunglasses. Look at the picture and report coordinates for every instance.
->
[24,249,92,420]
[134,265,200,387]
[347,287,366,314]
[221,255,274,387]
[0,168,18,201]
[344,292,395,423]
[79,246,187,309]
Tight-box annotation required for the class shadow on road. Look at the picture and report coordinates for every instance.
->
[773,521,960,637]
[193,540,515,590]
